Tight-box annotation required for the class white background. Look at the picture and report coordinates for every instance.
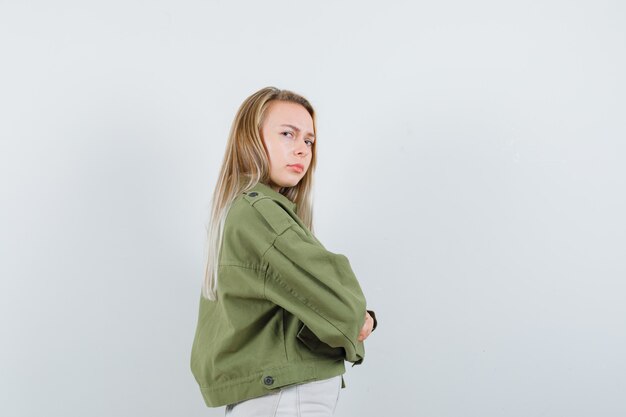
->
[1,1,625,416]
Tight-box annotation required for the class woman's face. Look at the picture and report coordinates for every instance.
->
[260,100,315,191]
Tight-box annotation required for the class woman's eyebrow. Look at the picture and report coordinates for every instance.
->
[279,124,315,139]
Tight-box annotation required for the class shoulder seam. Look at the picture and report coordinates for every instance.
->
[248,198,296,236]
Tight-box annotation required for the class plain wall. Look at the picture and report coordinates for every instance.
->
[1,0,625,416]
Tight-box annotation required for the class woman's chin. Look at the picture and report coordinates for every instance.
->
[277,179,301,188]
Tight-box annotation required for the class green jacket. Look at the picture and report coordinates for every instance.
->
[190,181,377,407]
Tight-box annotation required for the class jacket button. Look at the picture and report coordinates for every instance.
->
[248,192,258,197]
[263,376,274,386]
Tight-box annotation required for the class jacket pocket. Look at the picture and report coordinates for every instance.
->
[296,323,345,359]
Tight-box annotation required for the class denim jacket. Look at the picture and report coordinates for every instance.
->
[190,181,377,407]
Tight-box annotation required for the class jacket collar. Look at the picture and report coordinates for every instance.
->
[249,182,297,211]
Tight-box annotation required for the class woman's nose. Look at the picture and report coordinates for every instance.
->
[294,139,309,155]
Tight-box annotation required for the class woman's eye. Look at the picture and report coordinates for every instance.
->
[305,140,314,146]
[281,131,294,138]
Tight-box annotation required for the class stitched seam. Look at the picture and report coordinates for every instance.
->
[218,263,265,272]
[199,372,263,390]
[282,308,289,361]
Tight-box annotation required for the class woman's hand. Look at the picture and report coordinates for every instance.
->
[357,311,375,342]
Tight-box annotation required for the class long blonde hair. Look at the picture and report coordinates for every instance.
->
[201,87,318,300]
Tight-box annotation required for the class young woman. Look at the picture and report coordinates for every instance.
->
[190,87,378,417]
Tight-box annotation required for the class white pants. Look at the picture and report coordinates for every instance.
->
[224,375,342,417]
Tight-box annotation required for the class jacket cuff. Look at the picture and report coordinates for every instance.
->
[351,340,365,367]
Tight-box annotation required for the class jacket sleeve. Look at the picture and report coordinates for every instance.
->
[262,224,368,365]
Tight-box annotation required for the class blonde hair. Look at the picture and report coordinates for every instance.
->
[201,86,318,301]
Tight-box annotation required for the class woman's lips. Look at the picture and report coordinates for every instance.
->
[288,164,304,173]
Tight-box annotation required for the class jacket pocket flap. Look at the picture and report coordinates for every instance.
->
[296,324,345,358]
